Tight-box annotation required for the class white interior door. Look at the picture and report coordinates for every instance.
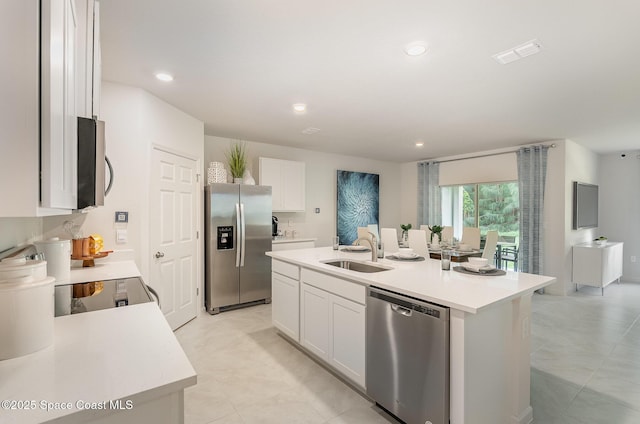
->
[150,148,198,330]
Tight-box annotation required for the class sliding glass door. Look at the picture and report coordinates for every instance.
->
[441,182,519,241]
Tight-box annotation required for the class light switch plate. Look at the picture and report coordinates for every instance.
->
[116,229,128,244]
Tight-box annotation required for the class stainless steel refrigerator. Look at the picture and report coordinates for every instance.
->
[204,184,272,314]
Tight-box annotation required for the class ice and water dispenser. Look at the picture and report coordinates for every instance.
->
[217,226,234,250]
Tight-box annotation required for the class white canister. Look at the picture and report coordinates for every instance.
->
[0,274,55,360]
[0,257,47,280]
[34,238,71,284]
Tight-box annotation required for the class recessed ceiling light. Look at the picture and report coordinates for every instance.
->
[404,42,428,56]
[293,103,307,113]
[415,141,425,147]
[155,72,174,82]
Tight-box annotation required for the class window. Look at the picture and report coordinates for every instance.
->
[441,182,519,241]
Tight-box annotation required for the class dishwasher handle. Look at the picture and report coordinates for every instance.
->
[391,304,413,317]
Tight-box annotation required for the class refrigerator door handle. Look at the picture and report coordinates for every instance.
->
[235,203,241,268]
[240,203,246,267]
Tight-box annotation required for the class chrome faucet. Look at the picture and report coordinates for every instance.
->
[355,232,378,262]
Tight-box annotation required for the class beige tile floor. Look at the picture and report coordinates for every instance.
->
[175,281,640,424]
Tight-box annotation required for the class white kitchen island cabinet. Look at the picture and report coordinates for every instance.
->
[271,260,301,341]
[572,242,624,294]
[267,247,556,424]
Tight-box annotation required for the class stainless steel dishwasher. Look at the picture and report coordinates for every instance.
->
[366,286,450,424]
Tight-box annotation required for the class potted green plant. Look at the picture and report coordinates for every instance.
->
[428,225,443,243]
[225,141,248,183]
[400,223,412,242]
[594,236,608,246]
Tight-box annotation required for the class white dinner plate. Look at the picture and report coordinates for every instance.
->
[462,263,495,273]
[395,251,419,259]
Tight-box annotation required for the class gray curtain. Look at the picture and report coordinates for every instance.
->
[417,161,441,226]
[517,145,549,274]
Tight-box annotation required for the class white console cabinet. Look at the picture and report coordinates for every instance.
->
[572,242,624,294]
[259,157,305,212]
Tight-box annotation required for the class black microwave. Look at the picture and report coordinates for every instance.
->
[77,117,111,210]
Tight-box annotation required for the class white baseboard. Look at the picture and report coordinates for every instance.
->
[512,406,533,424]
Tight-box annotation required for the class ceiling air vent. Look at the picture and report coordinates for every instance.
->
[301,127,320,135]
[493,39,542,65]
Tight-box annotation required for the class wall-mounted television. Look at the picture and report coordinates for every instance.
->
[572,181,598,230]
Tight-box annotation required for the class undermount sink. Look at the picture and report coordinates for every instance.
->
[322,260,392,273]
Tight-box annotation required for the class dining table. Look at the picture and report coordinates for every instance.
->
[429,248,482,262]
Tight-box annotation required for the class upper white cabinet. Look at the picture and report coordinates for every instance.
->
[76,0,101,119]
[259,157,305,212]
[0,0,100,217]
[41,0,78,210]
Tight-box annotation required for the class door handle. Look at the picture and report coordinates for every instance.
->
[155,251,165,258]
[240,203,246,267]
[235,203,241,268]
[391,304,412,317]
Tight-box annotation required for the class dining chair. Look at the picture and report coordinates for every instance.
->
[461,227,481,250]
[380,228,400,253]
[482,230,499,265]
[355,227,373,245]
[501,246,519,271]
[419,225,433,243]
[408,229,429,257]
[442,226,454,244]
[367,224,380,242]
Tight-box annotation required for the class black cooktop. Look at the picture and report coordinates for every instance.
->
[54,277,154,317]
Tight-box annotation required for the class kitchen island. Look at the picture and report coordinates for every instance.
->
[267,247,556,424]
[0,261,196,424]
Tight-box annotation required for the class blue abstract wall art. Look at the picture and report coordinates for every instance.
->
[337,170,379,245]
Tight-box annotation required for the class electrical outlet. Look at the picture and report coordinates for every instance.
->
[288,220,293,227]
[632,256,637,263]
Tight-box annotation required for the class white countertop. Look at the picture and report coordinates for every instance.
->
[0,260,196,423]
[272,237,317,244]
[0,303,196,424]
[267,247,556,313]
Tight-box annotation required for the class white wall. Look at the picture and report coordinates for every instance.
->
[560,140,600,294]
[0,218,42,253]
[542,141,567,295]
[205,136,402,247]
[599,151,640,282]
[43,82,204,296]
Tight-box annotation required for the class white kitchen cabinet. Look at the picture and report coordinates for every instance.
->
[271,260,301,341]
[0,0,101,217]
[300,283,330,360]
[300,268,366,388]
[76,0,101,119]
[41,0,78,210]
[272,238,316,251]
[328,293,366,387]
[572,242,624,293]
[259,157,305,212]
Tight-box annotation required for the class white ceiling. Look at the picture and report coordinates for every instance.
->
[100,0,640,162]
